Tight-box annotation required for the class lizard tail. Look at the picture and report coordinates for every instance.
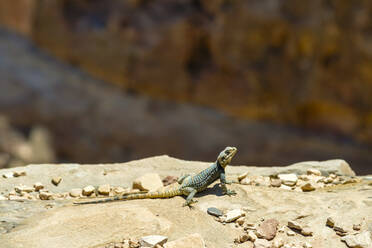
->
[74,188,182,205]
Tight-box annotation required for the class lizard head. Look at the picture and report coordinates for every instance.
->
[217,146,237,168]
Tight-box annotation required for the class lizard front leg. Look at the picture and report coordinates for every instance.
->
[181,187,198,207]
[220,172,236,196]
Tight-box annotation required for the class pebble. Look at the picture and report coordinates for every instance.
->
[254,238,272,248]
[303,242,312,248]
[301,182,316,192]
[51,176,62,186]
[98,184,111,195]
[140,235,168,247]
[301,226,313,236]
[247,230,257,242]
[279,185,292,190]
[326,217,335,228]
[278,174,298,186]
[224,209,245,223]
[39,191,53,200]
[82,185,95,196]
[113,186,127,195]
[270,179,282,187]
[2,172,14,178]
[69,188,82,197]
[238,172,249,181]
[236,217,245,226]
[133,173,163,192]
[353,224,361,231]
[207,207,223,217]
[33,182,44,191]
[307,168,321,176]
[341,231,372,248]
[238,233,249,243]
[15,185,34,193]
[288,220,302,231]
[272,238,284,248]
[287,230,295,236]
[13,171,27,177]
[256,218,279,240]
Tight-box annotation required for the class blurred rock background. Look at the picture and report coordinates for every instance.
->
[0,0,371,174]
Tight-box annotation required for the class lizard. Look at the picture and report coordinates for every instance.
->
[74,146,237,207]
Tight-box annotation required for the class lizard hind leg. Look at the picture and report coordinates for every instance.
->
[181,187,198,207]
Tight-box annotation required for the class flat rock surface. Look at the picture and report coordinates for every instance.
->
[0,156,371,248]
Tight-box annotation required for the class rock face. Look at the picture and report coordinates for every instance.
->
[0,4,372,173]
[0,156,371,248]
[1,0,371,145]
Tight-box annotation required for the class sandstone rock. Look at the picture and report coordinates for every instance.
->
[238,233,249,243]
[288,220,302,231]
[133,173,163,192]
[341,231,372,248]
[97,184,110,195]
[278,174,298,186]
[207,207,223,217]
[287,230,295,236]
[270,179,282,187]
[113,186,127,195]
[164,233,205,248]
[300,227,313,236]
[39,191,52,200]
[307,169,321,176]
[33,182,44,191]
[237,217,245,226]
[140,235,168,247]
[69,188,82,197]
[15,185,33,193]
[13,171,26,177]
[256,219,279,240]
[82,185,95,196]
[51,177,62,186]
[254,238,271,248]
[224,209,245,223]
[326,217,335,228]
[301,182,316,192]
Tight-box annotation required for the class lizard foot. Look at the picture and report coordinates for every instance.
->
[223,189,237,196]
[182,199,198,207]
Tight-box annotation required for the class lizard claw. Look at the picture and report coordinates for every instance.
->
[183,199,198,207]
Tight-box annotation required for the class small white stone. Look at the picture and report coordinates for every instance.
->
[288,220,302,231]
[133,173,163,192]
[33,182,44,191]
[272,238,284,248]
[140,235,168,247]
[69,188,82,197]
[287,230,295,236]
[0,195,7,201]
[82,185,95,196]
[98,184,110,195]
[224,209,245,223]
[254,238,271,248]
[278,174,298,186]
[113,186,127,195]
[279,185,292,190]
